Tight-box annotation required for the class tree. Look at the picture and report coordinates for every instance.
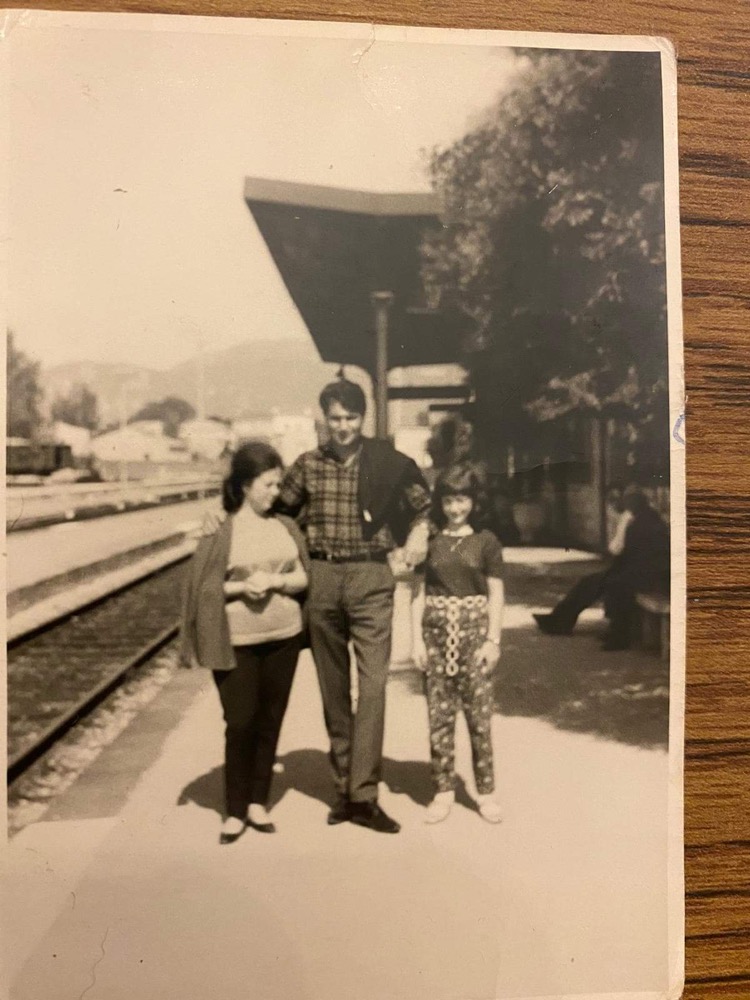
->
[426,413,474,470]
[7,330,44,439]
[51,382,100,431]
[421,50,669,479]
[129,396,196,438]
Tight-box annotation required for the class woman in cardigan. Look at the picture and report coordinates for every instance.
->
[181,441,309,844]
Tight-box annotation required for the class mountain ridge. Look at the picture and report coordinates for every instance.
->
[40,338,344,425]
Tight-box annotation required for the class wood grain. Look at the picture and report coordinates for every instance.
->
[5,1,749,995]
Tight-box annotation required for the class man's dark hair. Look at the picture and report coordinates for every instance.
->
[622,486,653,518]
[319,378,367,416]
[222,439,283,513]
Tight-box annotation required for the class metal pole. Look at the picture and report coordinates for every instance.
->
[371,291,393,440]
[595,416,609,552]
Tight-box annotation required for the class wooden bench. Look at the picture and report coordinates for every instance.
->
[635,592,671,661]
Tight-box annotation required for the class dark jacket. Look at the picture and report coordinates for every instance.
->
[179,513,311,671]
[356,437,429,546]
[619,507,670,589]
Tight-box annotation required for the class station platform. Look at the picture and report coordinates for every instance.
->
[3,590,671,1000]
[6,476,218,533]
[7,499,215,595]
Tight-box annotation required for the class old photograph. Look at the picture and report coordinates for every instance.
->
[3,13,685,1000]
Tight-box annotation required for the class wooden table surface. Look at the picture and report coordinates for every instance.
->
[6,1,749,995]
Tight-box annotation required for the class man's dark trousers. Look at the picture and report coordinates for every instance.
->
[308,559,395,804]
[547,569,610,630]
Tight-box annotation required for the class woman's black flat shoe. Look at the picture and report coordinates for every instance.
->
[246,817,276,834]
[219,828,246,845]
[219,820,246,844]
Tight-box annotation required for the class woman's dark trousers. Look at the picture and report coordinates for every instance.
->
[213,635,300,820]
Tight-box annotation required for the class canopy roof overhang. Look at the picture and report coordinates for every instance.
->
[244,178,470,375]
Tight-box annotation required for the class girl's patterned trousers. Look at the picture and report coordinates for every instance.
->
[422,594,496,795]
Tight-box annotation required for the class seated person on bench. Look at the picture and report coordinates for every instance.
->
[533,487,669,651]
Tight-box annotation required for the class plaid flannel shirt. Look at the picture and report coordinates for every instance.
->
[279,443,430,559]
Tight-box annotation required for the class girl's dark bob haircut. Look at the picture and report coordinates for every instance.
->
[431,463,487,529]
[222,439,284,514]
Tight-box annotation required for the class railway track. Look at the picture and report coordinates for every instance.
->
[7,555,190,785]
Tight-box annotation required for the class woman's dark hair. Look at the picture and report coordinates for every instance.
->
[222,440,283,514]
[319,378,367,416]
[431,463,487,529]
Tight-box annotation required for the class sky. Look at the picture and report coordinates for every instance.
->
[7,15,518,371]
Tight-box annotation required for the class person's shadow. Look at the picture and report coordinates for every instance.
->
[382,757,476,812]
[177,749,333,816]
[177,750,475,815]
[177,764,225,815]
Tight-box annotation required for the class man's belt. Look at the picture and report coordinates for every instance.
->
[309,550,389,564]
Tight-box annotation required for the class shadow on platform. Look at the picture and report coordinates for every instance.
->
[392,622,669,752]
[176,748,477,815]
[497,622,670,750]
[381,757,475,811]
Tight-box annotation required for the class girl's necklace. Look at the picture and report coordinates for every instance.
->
[443,526,473,553]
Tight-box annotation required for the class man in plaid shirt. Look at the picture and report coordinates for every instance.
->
[278,378,431,833]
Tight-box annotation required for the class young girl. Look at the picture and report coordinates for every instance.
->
[411,465,505,824]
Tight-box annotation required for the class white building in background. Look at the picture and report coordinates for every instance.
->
[52,421,93,458]
[393,426,433,470]
[127,419,165,437]
[231,410,318,467]
[231,413,275,443]
[270,412,318,465]
[91,425,190,464]
[179,418,234,460]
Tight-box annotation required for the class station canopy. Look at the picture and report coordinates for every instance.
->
[244,178,472,376]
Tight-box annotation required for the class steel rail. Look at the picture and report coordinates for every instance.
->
[7,552,192,784]
[7,622,180,785]
[7,546,193,648]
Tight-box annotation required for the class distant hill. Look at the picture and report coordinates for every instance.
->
[41,338,345,426]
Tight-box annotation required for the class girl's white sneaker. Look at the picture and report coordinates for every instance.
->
[476,794,502,824]
[425,790,455,824]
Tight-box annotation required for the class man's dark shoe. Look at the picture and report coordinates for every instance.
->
[349,802,400,834]
[327,798,351,826]
[533,613,573,636]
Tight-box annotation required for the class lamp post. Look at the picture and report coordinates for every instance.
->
[370,290,393,440]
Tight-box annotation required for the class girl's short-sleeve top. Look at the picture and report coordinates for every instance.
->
[423,529,504,598]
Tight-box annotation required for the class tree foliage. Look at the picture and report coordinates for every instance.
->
[52,382,100,431]
[130,396,196,438]
[426,413,474,470]
[421,50,669,473]
[7,330,44,440]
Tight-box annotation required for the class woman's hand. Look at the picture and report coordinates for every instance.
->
[473,639,501,671]
[244,570,275,600]
[412,638,429,672]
